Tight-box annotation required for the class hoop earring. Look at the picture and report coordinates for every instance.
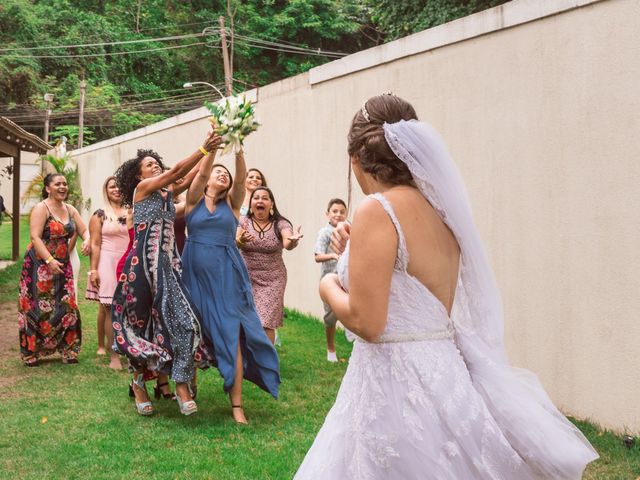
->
[269,208,274,216]
[249,209,253,215]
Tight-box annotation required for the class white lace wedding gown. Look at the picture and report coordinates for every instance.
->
[294,193,597,480]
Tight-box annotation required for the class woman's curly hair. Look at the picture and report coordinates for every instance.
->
[114,149,165,207]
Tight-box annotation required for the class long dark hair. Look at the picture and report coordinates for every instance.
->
[42,173,66,199]
[114,149,165,208]
[247,186,292,241]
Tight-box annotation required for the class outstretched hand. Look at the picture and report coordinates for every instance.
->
[238,228,254,245]
[288,225,304,242]
[202,130,224,152]
[330,221,350,255]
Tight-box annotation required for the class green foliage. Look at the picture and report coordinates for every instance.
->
[1,0,509,144]
[363,0,508,40]
[21,154,91,213]
[111,111,164,136]
[49,125,96,149]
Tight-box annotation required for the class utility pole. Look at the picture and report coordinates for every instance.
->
[42,93,54,176]
[78,78,87,149]
[43,93,54,144]
[219,16,233,96]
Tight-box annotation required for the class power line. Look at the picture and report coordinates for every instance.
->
[1,28,347,60]
[1,90,220,121]
[234,33,346,57]
[0,32,204,52]
[0,85,219,108]
[1,42,210,59]
[202,27,347,58]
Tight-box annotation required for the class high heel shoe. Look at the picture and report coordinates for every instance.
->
[231,405,248,425]
[153,381,176,400]
[176,395,197,416]
[132,374,154,416]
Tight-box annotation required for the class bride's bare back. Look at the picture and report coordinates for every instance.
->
[381,186,460,315]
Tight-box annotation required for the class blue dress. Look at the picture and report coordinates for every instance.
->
[182,198,280,398]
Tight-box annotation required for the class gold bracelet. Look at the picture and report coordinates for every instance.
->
[45,255,54,264]
[199,146,209,156]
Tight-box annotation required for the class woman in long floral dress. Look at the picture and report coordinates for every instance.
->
[111,132,220,416]
[18,173,90,366]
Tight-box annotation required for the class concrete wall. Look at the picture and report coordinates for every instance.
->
[0,152,41,214]
[70,0,640,433]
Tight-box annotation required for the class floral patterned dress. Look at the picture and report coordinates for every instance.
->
[111,190,211,383]
[18,204,81,362]
[238,217,292,329]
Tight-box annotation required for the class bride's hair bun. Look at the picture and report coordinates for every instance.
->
[348,95,418,186]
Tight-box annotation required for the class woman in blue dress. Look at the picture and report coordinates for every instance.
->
[182,148,280,424]
[111,131,220,416]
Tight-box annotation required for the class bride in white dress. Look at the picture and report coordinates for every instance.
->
[294,94,598,479]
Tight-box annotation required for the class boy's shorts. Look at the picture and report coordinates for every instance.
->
[323,303,337,328]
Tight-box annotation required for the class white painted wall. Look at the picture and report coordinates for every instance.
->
[0,152,42,214]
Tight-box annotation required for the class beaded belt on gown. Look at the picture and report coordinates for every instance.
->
[364,324,455,344]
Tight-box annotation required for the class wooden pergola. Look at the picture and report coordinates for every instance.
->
[0,116,53,260]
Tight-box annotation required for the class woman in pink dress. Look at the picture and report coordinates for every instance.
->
[236,187,302,343]
[86,176,129,370]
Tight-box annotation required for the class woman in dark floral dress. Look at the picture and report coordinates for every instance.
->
[111,131,220,417]
[18,173,90,366]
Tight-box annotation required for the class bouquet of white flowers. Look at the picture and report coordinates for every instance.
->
[204,95,260,153]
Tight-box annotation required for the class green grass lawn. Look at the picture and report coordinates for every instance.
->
[0,255,638,479]
[0,215,30,260]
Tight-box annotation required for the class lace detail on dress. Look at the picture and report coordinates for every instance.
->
[383,129,447,221]
[295,190,596,479]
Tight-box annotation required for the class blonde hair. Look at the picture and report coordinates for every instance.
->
[102,176,121,221]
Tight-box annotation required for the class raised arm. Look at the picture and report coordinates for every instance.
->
[229,150,247,212]
[282,224,303,251]
[135,131,219,202]
[185,135,223,214]
[319,198,396,342]
[172,160,202,197]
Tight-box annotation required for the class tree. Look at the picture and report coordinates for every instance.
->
[50,126,96,150]
[362,0,508,41]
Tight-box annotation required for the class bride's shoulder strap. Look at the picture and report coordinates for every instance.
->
[368,193,408,270]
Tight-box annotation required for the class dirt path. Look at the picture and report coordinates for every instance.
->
[0,301,20,393]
